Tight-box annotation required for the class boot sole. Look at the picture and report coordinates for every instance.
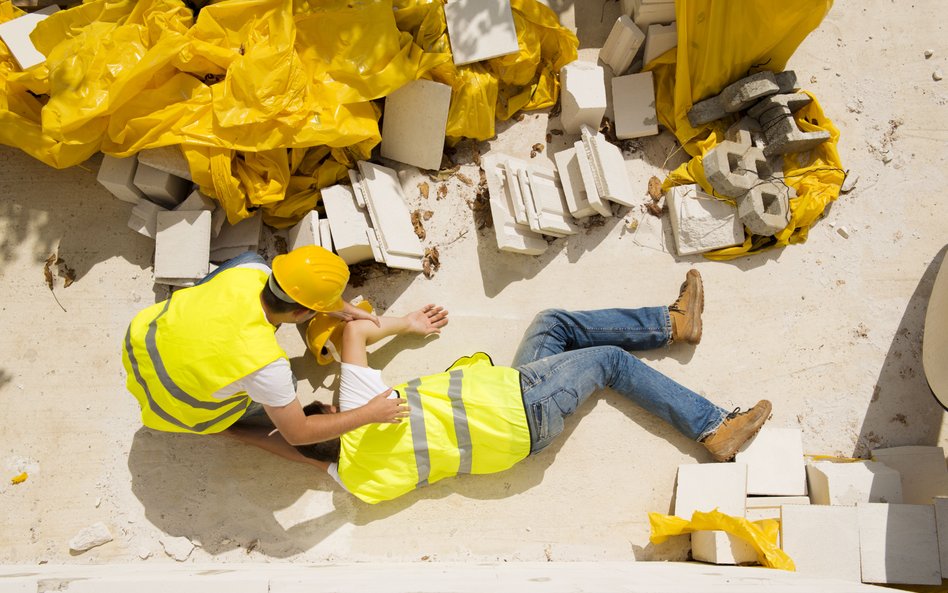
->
[687,270,703,345]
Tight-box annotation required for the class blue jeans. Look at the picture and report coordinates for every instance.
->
[513,308,727,454]
[198,251,267,285]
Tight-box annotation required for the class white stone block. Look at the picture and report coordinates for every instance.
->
[691,530,757,565]
[525,167,579,236]
[502,158,532,226]
[871,446,948,504]
[481,153,547,255]
[665,184,743,256]
[643,22,678,66]
[735,427,807,496]
[674,463,747,519]
[154,211,211,281]
[560,61,607,134]
[573,140,613,217]
[579,125,635,207]
[632,0,675,29]
[136,146,192,181]
[98,155,146,204]
[444,0,519,66]
[745,496,809,524]
[553,147,597,218]
[599,15,645,76]
[318,219,333,253]
[133,163,192,209]
[174,189,224,238]
[780,505,861,582]
[210,215,261,262]
[128,200,167,239]
[612,71,659,139]
[0,5,58,70]
[381,79,452,171]
[936,496,948,577]
[355,161,425,266]
[321,184,374,265]
[287,211,320,251]
[806,460,903,506]
[857,502,941,585]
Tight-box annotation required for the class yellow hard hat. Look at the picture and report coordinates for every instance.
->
[271,245,349,312]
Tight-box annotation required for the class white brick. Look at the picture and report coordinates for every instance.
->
[665,184,743,255]
[133,163,192,209]
[525,167,579,236]
[318,219,333,253]
[611,71,659,139]
[136,146,192,181]
[572,140,613,217]
[98,155,146,204]
[780,505,861,582]
[154,211,211,282]
[857,503,941,585]
[128,200,167,239]
[691,530,757,565]
[321,184,373,265]
[355,161,425,265]
[936,496,948,576]
[806,460,902,506]
[560,61,607,134]
[599,15,645,76]
[0,5,57,70]
[674,463,747,519]
[210,215,261,262]
[632,0,675,28]
[444,0,519,66]
[502,158,532,226]
[745,496,809,525]
[553,147,597,218]
[174,189,224,238]
[481,153,547,255]
[643,22,678,66]
[380,79,452,171]
[872,445,948,504]
[579,125,635,207]
[287,211,320,251]
[735,427,807,496]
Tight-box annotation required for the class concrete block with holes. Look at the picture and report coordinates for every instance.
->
[780,505,861,582]
[553,147,598,218]
[560,61,607,134]
[127,200,167,239]
[674,463,747,519]
[98,155,147,204]
[381,79,452,171]
[443,0,519,66]
[665,184,743,256]
[481,153,547,255]
[690,531,758,565]
[725,117,765,147]
[321,184,374,265]
[806,460,903,506]
[210,215,261,263]
[857,502,941,585]
[734,427,806,495]
[704,141,772,199]
[630,0,675,28]
[136,146,192,181]
[737,180,790,237]
[642,22,677,66]
[611,72,659,139]
[287,210,321,251]
[133,163,192,209]
[871,445,948,504]
[748,93,831,157]
[579,125,635,207]
[154,211,211,283]
[599,15,645,76]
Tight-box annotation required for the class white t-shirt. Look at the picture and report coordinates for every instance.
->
[327,363,392,486]
[209,261,297,408]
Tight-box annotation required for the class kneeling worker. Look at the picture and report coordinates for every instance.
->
[296,270,772,503]
[122,246,407,462]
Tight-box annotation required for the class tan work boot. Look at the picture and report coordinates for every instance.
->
[669,269,703,344]
[702,400,772,462]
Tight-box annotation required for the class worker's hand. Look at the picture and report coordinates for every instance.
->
[332,302,381,327]
[363,389,410,423]
[404,304,449,336]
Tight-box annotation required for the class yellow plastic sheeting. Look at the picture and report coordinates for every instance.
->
[648,0,844,259]
[649,509,795,571]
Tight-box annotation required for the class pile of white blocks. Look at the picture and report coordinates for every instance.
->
[606,0,676,71]
[671,430,948,587]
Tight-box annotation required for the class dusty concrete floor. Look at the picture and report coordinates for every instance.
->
[1,0,946,566]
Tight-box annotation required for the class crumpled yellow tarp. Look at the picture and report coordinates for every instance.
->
[647,0,845,259]
[649,509,795,571]
[0,0,577,227]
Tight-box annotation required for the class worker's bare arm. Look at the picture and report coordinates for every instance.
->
[341,304,448,367]
[328,301,381,327]
[264,394,407,446]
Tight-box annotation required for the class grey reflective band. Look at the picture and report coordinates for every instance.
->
[447,370,472,474]
[268,273,297,304]
[404,378,431,487]
[124,304,250,433]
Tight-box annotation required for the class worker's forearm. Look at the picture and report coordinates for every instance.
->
[353,316,411,346]
[289,403,379,445]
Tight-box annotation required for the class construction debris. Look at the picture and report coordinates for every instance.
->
[68,522,113,554]
[159,536,195,562]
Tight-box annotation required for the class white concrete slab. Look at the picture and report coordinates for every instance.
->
[287,210,320,251]
[320,184,373,265]
[599,15,645,76]
[643,22,678,66]
[553,147,597,218]
[871,445,948,504]
[443,0,520,66]
[318,218,333,254]
[503,158,532,226]
[735,427,807,496]
[665,183,743,256]
[806,460,903,505]
[674,463,747,519]
[691,530,758,565]
[210,215,261,261]
[573,140,613,217]
[526,167,578,236]
[355,161,425,259]
[612,71,659,139]
[0,5,58,70]
[481,153,547,255]
[98,155,146,204]
[381,79,452,171]
[579,125,635,207]
[857,502,941,585]
[154,210,211,282]
[780,505,861,582]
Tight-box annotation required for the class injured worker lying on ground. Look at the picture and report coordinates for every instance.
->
[295,270,772,504]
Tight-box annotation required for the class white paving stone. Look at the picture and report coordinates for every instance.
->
[599,15,645,76]
[579,125,635,207]
[443,0,520,66]
[643,22,678,66]
[806,460,903,506]
[857,502,941,585]
[611,71,659,139]
[98,155,146,204]
[355,161,425,269]
[133,163,192,209]
[665,184,743,256]
[481,153,547,255]
[553,147,597,218]
[381,79,452,171]
[524,167,578,236]
[560,61,607,134]
[0,5,58,70]
[154,211,211,282]
[780,505,861,582]
[735,427,807,496]
[674,463,747,519]
[691,530,757,565]
[321,184,373,265]
[871,445,948,504]
[287,211,320,251]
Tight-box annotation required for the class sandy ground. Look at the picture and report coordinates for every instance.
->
[0,0,946,567]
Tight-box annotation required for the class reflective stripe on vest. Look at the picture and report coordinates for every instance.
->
[404,369,472,488]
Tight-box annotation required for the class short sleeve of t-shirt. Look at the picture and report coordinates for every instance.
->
[212,358,296,407]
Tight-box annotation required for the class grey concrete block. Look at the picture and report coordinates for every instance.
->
[719,71,780,112]
[725,117,764,147]
[97,155,146,204]
[128,199,167,239]
[133,163,192,209]
[136,146,192,181]
[748,93,831,157]
[775,70,798,94]
[736,180,790,236]
[703,141,771,198]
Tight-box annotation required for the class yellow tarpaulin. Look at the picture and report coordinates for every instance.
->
[0,0,577,227]
[648,0,845,259]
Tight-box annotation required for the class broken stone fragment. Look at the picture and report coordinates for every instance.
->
[160,535,195,561]
[69,522,113,553]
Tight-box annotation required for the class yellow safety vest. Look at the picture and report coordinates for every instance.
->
[339,352,530,504]
[122,268,287,434]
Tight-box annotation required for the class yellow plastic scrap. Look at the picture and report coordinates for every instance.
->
[11,471,27,485]
[649,509,795,571]
[648,0,844,259]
